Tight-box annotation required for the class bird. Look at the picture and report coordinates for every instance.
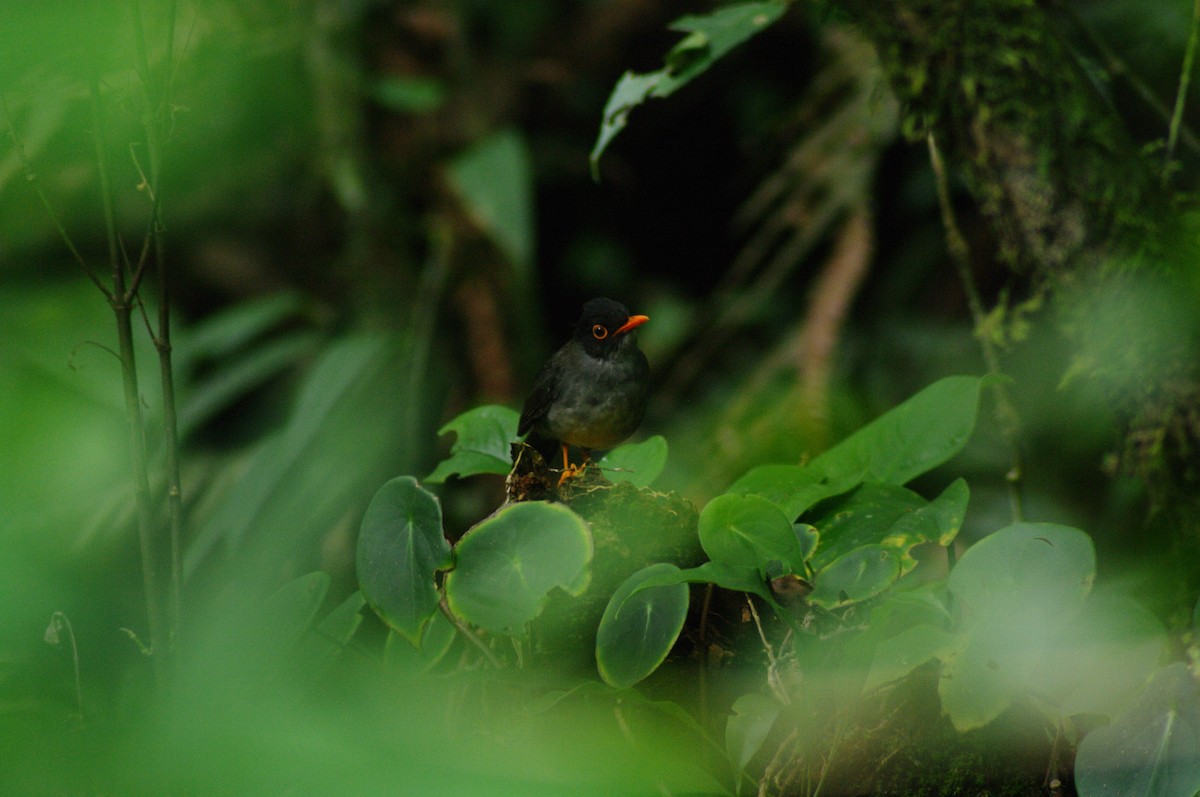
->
[518,297,650,484]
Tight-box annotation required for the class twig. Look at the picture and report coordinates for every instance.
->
[1,93,112,300]
[1165,0,1200,185]
[132,0,184,640]
[45,612,84,724]
[927,132,1025,523]
[438,596,501,669]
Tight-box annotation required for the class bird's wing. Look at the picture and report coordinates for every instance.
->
[518,357,560,436]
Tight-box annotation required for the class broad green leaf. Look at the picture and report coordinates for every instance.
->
[596,435,668,487]
[178,331,322,438]
[445,502,592,636]
[805,482,927,570]
[794,523,818,561]
[726,463,854,520]
[808,545,901,609]
[699,493,805,577]
[863,624,960,693]
[596,563,690,688]
[881,478,970,553]
[1031,591,1166,719]
[632,560,774,603]
[356,477,451,645]
[448,129,534,270]
[808,375,988,487]
[426,405,520,483]
[726,692,782,782]
[590,2,788,177]
[173,292,309,368]
[1075,663,1200,797]
[384,610,458,673]
[256,571,331,653]
[316,590,366,647]
[939,522,1095,731]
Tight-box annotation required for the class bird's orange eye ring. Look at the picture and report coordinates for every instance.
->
[591,324,608,340]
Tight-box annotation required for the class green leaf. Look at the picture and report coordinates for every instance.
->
[384,610,458,673]
[356,477,451,645]
[863,624,960,693]
[794,523,819,561]
[596,435,667,487]
[699,493,805,577]
[882,478,970,553]
[939,522,1096,731]
[590,2,788,177]
[808,545,901,609]
[255,571,331,653]
[426,405,520,483]
[632,560,774,603]
[1030,591,1167,719]
[1075,663,1200,797]
[726,692,782,781]
[726,463,853,520]
[444,502,592,636]
[805,482,927,570]
[448,130,535,270]
[173,292,309,368]
[178,331,322,438]
[372,76,446,113]
[808,375,988,487]
[596,563,690,688]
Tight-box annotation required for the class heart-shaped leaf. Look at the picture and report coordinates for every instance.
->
[699,493,805,577]
[596,563,690,688]
[444,501,592,636]
[356,477,451,645]
[939,522,1095,731]
[426,405,519,483]
[808,545,901,609]
[726,692,783,781]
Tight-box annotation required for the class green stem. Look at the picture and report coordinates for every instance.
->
[927,132,1025,523]
[132,0,184,644]
[90,71,167,682]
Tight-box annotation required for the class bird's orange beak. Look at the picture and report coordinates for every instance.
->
[615,314,649,335]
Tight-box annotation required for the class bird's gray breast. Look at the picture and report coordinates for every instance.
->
[544,346,648,450]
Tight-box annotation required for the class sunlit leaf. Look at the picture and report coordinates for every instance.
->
[596,563,689,688]
[699,493,805,577]
[445,502,592,636]
[590,2,788,177]
[356,477,451,645]
[596,435,667,487]
[1075,663,1200,797]
[426,404,520,483]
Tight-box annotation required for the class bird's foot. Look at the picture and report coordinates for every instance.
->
[556,462,586,487]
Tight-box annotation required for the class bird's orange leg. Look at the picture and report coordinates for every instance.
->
[557,444,588,486]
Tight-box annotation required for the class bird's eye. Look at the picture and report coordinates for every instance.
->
[591,324,608,340]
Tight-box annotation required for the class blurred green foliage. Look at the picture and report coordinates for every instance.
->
[3,0,1200,793]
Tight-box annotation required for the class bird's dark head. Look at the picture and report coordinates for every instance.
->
[573,297,649,359]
